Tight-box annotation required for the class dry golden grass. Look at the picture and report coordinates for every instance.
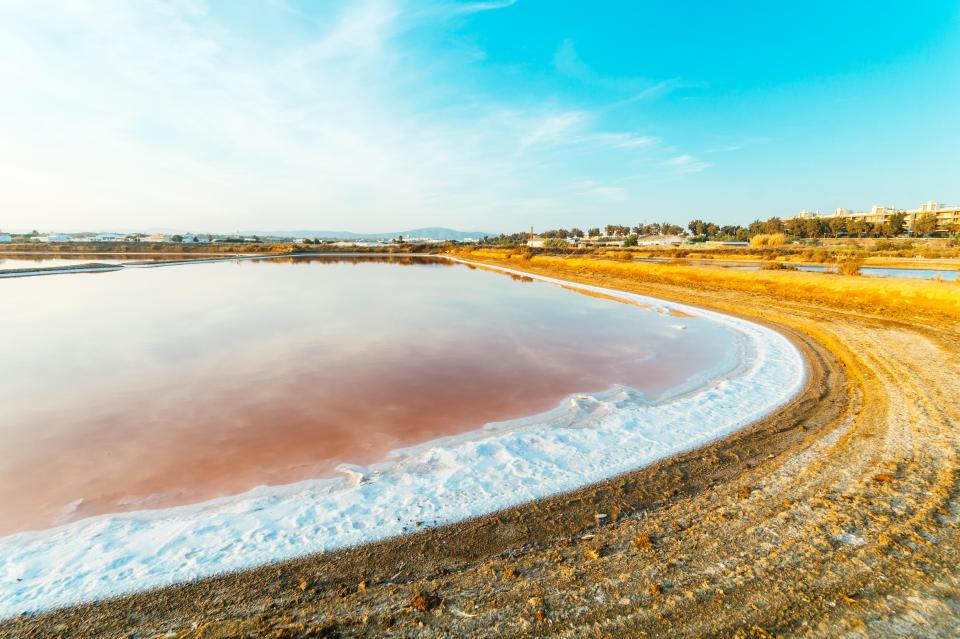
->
[749,233,786,247]
[462,249,960,320]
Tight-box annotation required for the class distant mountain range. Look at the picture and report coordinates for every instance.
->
[236,227,491,241]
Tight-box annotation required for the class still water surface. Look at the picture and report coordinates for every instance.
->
[714,261,958,280]
[0,256,737,535]
[0,253,192,270]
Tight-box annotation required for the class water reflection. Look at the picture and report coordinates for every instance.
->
[0,257,736,535]
[250,254,453,267]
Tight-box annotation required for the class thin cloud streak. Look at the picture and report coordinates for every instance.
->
[664,154,712,174]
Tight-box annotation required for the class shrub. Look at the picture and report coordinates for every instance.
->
[760,261,796,271]
[835,254,864,276]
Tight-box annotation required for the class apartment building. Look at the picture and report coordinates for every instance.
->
[789,201,959,233]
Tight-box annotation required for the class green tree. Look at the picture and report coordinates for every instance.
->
[912,213,937,237]
[828,217,845,238]
[846,218,868,238]
[784,218,804,238]
[762,217,784,235]
[688,219,707,236]
[171,234,184,243]
[885,212,907,237]
[803,218,821,238]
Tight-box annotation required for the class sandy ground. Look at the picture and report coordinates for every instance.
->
[3,257,959,638]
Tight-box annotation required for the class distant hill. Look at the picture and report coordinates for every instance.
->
[239,227,491,241]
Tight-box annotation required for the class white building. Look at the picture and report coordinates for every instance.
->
[789,201,960,233]
[0,234,11,243]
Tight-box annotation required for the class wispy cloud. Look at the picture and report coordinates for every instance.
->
[519,110,590,148]
[588,132,659,149]
[553,39,593,82]
[450,0,518,14]
[664,154,712,174]
[282,1,399,65]
[702,136,774,154]
[573,180,629,203]
[553,38,697,102]
[517,111,657,152]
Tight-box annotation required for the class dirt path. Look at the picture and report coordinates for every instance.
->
[3,258,959,638]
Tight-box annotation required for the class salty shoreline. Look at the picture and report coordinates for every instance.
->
[4,254,959,637]
[0,260,803,617]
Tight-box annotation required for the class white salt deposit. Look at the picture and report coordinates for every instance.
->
[0,260,805,617]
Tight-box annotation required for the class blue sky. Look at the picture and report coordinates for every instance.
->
[1,0,958,233]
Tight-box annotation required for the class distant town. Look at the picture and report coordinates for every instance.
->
[2,200,957,248]
[518,200,960,249]
[0,230,486,247]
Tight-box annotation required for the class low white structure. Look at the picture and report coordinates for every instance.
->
[0,234,11,243]
[638,235,685,246]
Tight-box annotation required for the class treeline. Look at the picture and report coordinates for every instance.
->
[692,211,951,241]
[784,212,948,238]
[593,222,686,238]
[476,211,954,247]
